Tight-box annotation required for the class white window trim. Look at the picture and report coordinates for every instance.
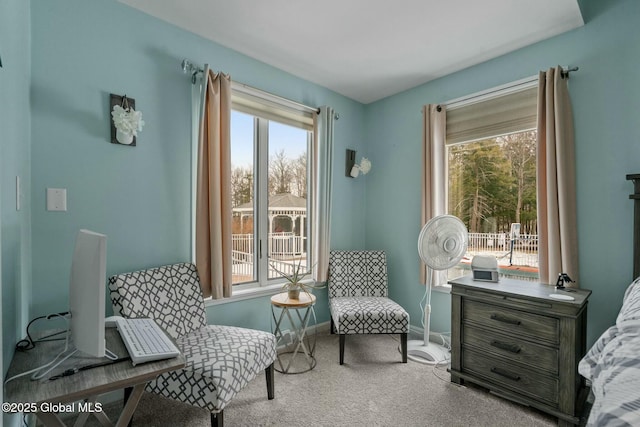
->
[446,75,537,110]
[192,83,317,304]
[438,76,539,291]
[204,278,317,306]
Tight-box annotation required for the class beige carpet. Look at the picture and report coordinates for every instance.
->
[77,332,556,426]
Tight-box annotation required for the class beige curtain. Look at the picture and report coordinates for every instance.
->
[420,104,447,285]
[195,70,232,299]
[312,106,335,283]
[536,66,579,286]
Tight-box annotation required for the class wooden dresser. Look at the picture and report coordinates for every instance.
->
[450,276,591,426]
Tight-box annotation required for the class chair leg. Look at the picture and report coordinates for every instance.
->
[124,386,133,427]
[401,333,408,363]
[339,334,345,365]
[211,410,223,427]
[265,363,275,400]
[330,317,335,334]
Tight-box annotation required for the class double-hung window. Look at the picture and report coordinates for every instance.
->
[445,80,539,280]
[229,88,315,292]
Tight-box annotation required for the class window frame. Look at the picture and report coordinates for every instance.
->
[192,84,317,303]
[434,76,539,293]
[230,114,314,293]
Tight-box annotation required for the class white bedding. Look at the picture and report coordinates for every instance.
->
[578,278,640,426]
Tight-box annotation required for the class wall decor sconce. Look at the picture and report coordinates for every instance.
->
[110,93,144,146]
[345,149,372,178]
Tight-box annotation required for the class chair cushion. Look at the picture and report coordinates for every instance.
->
[108,263,206,339]
[147,324,277,412]
[330,297,409,334]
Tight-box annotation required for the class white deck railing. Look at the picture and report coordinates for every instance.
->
[466,232,538,267]
[232,233,307,283]
[232,232,306,257]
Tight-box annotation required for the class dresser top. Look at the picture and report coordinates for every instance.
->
[449,275,591,307]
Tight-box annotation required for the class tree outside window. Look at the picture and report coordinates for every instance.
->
[448,130,538,279]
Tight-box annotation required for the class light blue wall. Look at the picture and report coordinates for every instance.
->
[11,0,637,367]
[1,1,32,425]
[364,0,640,346]
[29,0,366,330]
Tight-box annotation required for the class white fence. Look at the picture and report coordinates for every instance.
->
[467,232,538,268]
[232,232,306,257]
[231,233,307,283]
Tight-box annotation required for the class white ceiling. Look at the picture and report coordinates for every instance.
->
[119,0,584,104]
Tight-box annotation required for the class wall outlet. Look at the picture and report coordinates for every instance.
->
[47,188,67,211]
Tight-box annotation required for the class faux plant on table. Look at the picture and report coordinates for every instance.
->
[270,258,324,300]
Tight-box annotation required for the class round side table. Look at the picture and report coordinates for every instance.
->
[270,291,317,374]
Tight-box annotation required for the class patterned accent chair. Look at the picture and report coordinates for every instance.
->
[328,250,409,364]
[108,263,276,427]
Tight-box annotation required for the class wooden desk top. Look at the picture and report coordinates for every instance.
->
[271,292,316,308]
[4,328,185,405]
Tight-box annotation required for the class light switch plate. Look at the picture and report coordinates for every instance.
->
[47,188,67,211]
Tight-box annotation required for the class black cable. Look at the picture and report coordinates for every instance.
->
[48,356,131,381]
[15,312,70,351]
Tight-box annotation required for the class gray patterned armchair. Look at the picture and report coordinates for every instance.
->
[328,250,409,364]
[108,263,276,427]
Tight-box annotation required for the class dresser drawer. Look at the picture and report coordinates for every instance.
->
[462,348,558,406]
[462,325,558,374]
[463,299,559,343]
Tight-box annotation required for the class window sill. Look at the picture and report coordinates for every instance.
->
[433,283,452,294]
[204,279,316,306]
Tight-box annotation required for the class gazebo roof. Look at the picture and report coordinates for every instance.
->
[233,193,307,212]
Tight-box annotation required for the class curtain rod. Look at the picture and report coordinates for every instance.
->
[181,58,321,115]
[182,59,203,83]
[561,66,579,78]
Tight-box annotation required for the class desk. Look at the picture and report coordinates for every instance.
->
[4,328,185,427]
[270,292,317,374]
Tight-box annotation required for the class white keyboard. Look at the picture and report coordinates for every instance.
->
[115,318,180,366]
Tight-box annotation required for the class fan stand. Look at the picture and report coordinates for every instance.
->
[407,304,449,364]
[407,272,448,364]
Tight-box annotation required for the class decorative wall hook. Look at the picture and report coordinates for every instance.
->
[110,94,144,146]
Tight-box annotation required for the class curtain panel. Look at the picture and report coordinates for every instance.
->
[421,104,447,286]
[536,66,579,286]
[312,106,335,283]
[195,70,233,299]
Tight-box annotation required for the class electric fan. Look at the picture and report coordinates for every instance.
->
[408,214,468,364]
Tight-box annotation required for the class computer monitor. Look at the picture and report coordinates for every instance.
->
[68,229,107,358]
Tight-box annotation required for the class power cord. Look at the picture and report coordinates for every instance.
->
[15,312,69,351]
[5,312,74,384]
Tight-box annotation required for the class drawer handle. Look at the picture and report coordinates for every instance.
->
[490,340,522,354]
[490,367,521,382]
[490,313,521,326]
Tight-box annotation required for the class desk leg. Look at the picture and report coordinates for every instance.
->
[116,383,146,427]
[73,397,112,427]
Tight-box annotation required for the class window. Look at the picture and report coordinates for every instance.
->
[229,89,315,292]
[445,83,539,281]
